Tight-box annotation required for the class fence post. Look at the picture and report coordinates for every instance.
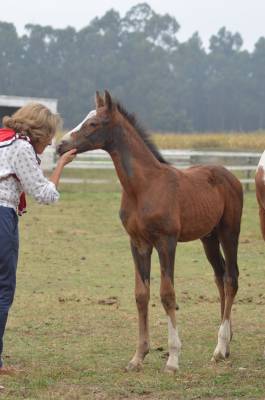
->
[245,157,251,192]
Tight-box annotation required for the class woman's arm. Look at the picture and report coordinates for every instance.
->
[49,149,77,187]
[12,142,76,204]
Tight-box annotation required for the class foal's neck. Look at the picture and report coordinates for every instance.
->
[107,119,161,197]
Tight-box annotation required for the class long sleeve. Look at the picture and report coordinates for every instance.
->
[11,141,59,204]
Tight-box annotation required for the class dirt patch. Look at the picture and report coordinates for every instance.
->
[98,296,119,306]
[236,295,265,305]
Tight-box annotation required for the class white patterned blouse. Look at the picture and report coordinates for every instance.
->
[0,139,59,211]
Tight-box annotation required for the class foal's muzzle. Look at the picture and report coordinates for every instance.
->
[56,140,73,155]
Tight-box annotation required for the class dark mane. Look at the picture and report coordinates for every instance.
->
[116,101,168,164]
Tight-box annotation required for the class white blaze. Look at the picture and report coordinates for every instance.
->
[62,109,97,141]
[256,150,265,183]
[257,150,265,170]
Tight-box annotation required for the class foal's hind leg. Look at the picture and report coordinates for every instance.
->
[201,232,225,320]
[212,228,239,362]
[126,241,152,371]
[156,236,181,373]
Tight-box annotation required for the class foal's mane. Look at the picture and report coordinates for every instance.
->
[115,101,168,164]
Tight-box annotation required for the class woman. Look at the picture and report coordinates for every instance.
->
[0,103,76,374]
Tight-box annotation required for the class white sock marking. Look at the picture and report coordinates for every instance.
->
[166,316,181,369]
[214,319,231,358]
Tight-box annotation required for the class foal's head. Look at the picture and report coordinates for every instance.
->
[57,90,167,165]
[57,91,116,155]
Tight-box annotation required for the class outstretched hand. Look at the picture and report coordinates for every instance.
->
[59,149,77,166]
[50,149,77,187]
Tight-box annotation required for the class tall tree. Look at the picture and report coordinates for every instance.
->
[252,38,265,129]
[0,22,21,94]
[1,5,265,132]
[206,27,245,131]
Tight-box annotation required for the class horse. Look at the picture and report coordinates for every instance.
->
[255,152,265,240]
[255,153,265,357]
[57,91,243,373]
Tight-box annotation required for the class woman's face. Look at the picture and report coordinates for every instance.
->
[34,134,54,154]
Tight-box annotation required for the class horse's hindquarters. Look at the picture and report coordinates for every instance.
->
[255,166,265,240]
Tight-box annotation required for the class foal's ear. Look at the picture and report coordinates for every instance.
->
[95,91,104,109]
[104,90,113,112]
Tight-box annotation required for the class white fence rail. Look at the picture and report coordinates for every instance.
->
[41,148,262,190]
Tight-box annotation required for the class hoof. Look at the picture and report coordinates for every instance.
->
[125,362,142,372]
[164,365,178,375]
[225,343,231,359]
[211,350,226,363]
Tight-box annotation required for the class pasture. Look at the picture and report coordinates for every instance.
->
[2,171,265,399]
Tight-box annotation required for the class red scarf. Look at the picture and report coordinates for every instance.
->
[0,128,37,216]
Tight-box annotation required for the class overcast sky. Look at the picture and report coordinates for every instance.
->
[1,0,264,51]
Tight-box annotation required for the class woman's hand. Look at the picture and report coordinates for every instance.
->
[50,149,77,187]
[58,149,77,166]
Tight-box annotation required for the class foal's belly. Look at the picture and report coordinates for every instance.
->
[120,185,224,243]
[122,209,221,244]
[178,219,220,242]
[178,196,224,242]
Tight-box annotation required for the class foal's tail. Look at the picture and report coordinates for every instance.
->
[255,167,265,240]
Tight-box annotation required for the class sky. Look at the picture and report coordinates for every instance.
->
[1,0,265,51]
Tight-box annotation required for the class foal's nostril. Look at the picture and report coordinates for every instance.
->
[56,142,64,154]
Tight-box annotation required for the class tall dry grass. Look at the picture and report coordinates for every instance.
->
[152,131,265,151]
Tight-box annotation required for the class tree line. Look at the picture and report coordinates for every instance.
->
[0,3,265,132]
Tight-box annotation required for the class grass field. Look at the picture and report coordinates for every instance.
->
[1,171,265,399]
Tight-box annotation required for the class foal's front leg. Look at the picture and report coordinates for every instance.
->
[126,241,152,371]
[156,236,181,373]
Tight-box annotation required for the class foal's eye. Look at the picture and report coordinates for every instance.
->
[89,122,97,128]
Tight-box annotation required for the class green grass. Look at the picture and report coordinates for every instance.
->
[1,173,265,399]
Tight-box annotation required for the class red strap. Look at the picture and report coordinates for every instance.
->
[0,129,27,215]
[0,128,16,142]
[11,175,27,216]
[18,192,27,216]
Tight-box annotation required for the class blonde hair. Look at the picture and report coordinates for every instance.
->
[2,103,62,144]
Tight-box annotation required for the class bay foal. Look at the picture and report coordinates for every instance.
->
[58,91,243,372]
